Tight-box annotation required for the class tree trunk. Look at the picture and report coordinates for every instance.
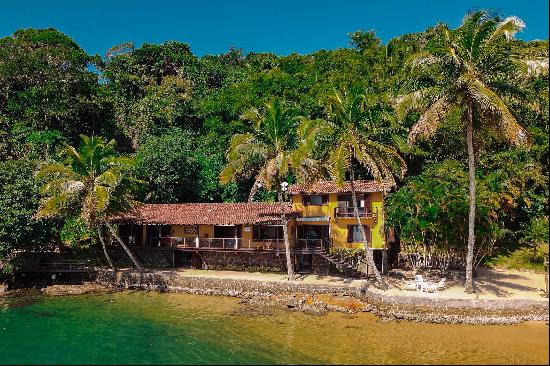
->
[465,101,476,294]
[106,222,144,272]
[350,169,387,289]
[248,180,259,202]
[97,225,116,270]
[278,189,295,281]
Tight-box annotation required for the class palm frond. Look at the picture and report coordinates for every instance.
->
[515,57,549,78]
[407,97,450,144]
[463,75,530,146]
[327,142,352,184]
[239,108,262,126]
[96,170,120,187]
[407,51,443,70]
[394,87,442,121]
[35,162,76,181]
[489,16,525,41]
[93,185,110,212]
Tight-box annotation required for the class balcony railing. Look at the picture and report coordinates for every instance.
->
[118,236,318,251]
[150,237,242,249]
[334,206,378,219]
[137,237,290,250]
[295,238,330,250]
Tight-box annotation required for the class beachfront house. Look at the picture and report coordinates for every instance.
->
[115,180,397,273]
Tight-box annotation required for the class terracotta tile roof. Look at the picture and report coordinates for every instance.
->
[288,180,393,194]
[113,202,296,225]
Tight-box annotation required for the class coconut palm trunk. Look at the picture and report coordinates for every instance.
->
[97,225,116,270]
[278,189,295,280]
[465,101,476,293]
[350,169,387,289]
[105,222,144,271]
[248,182,259,202]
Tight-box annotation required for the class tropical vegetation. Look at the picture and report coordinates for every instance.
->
[0,11,547,291]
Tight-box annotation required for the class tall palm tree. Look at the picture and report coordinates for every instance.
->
[220,99,321,281]
[36,135,143,271]
[320,89,407,289]
[397,12,542,292]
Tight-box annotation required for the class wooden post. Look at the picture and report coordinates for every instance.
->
[544,256,549,298]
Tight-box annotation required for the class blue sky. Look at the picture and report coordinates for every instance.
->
[1,0,548,56]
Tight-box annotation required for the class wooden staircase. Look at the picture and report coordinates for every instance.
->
[317,249,365,278]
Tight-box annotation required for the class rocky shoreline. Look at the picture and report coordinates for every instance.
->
[92,269,549,325]
[3,270,547,325]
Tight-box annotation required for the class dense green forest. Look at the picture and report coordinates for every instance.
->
[1,11,548,273]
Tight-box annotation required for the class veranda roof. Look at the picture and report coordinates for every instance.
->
[113,202,297,226]
[295,216,331,222]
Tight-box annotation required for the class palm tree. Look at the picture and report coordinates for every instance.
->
[397,12,542,292]
[36,134,143,271]
[220,99,321,281]
[320,89,407,289]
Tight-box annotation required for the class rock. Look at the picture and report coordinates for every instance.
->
[41,282,112,296]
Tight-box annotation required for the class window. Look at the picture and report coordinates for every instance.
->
[298,225,329,239]
[253,225,283,240]
[160,225,172,237]
[214,225,242,238]
[337,193,368,208]
[302,194,328,206]
[347,225,371,243]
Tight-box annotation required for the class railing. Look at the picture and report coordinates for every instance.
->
[251,239,285,250]
[34,260,95,272]
[159,237,197,248]
[147,237,241,249]
[296,238,330,250]
[122,236,299,251]
[198,238,240,249]
[334,206,378,219]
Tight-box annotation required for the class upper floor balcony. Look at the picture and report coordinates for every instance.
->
[334,206,378,220]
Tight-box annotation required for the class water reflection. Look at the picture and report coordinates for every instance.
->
[0,291,548,365]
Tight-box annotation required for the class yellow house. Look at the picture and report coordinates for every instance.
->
[288,180,393,251]
[115,180,394,273]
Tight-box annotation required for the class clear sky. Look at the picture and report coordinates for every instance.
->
[1,0,548,56]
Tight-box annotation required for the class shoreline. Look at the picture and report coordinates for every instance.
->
[3,269,548,325]
[94,269,548,325]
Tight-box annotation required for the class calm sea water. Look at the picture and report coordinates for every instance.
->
[0,291,548,365]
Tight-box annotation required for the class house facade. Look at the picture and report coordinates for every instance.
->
[115,180,396,273]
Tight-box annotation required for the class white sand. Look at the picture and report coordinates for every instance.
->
[175,267,549,302]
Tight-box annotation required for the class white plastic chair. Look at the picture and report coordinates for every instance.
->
[414,275,425,291]
[402,278,417,290]
[422,278,446,293]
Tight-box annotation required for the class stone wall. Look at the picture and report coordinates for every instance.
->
[96,270,357,296]
[197,251,287,273]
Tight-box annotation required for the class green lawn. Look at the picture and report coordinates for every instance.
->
[486,244,549,272]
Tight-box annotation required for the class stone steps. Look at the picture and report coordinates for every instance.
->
[318,250,364,278]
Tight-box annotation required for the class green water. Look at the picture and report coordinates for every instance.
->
[0,291,548,365]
